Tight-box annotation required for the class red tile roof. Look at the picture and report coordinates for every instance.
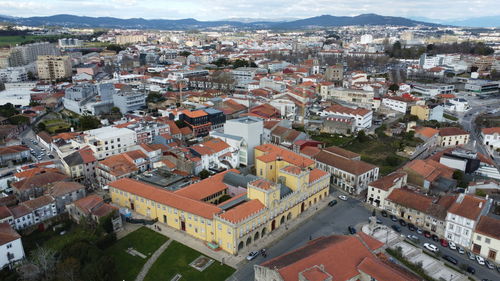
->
[386,188,434,213]
[218,199,265,223]
[475,216,500,240]
[109,178,221,219]
[0,222,20,245]
[447,195,487,221]
[256,144,315,168]
[369,172,406,191]
[174,170,237,201]
[439,127,469,137]
[308,169,329,183]
[482,127,500,135]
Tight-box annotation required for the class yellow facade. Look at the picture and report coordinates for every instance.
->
[110,145,330,255]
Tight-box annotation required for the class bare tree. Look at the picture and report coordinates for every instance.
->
[56,257,81,281]
[30,247,58,281]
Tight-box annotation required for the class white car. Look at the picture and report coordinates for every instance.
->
[338,195,348,201]
[246,251,259,261]
[476,255,485,265]
[448,241,457,250]
[423,243,439,253]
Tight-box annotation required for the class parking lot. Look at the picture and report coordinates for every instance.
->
[377,211,500,281]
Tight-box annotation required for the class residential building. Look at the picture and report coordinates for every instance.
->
[324,64,343,84]
[9,205,34,230]
[445,194,492,247]
[328,88,375,109]
[411,83,454,97]
[109,145,330,255]
[58,38,83,48]
[203,108,226,130]
[402,159,455,190]
[83,127,137,160]
[116,121,170,145]
[11,171,68,201]
[21,195,57,224]
[254,234,418,281]
[443,98,470,112]
[410,104,444,122]
[36,55,72,81]
[366,172,407,208]
[0,223,25,269]
[438,127,470,147]
[9,42,59,66]
[313,146,378,194]
[115,35,147,45]
[48,181,86,213]
[0,67,29,83]
[67,195,122,231]
[189,138,239,172]
[180,109,211,137]
[224,116,264,166]
[268,126,307,148]
[471,216,500,263]
[97,150,150,187]
[382,96,416,114]
[112,90,146,114]
[61,147,98,183]
[0,145,30,166]
[321,115,356,135]
[320,104,372,129]
[481,127,500,151]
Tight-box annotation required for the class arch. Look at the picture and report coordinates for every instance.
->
[238,241,244,251]
[286,212,292,220]
[261,227,267,236]
[319,194,322,200]
[254,231,260,241]
[301,202,305,213]
[246,237,252,246]
[280,215,285,225]
[314,198,317,204]
[271,220,276,231]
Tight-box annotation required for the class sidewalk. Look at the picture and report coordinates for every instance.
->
[137,195,333,269]
[135,239,172,281]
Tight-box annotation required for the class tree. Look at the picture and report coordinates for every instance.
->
[385,155,401,166]
[111,107,120,114]
[37,122,47,131]
[146,92,165,103]
[232,59,250,68]
[106,44,124,53]
[356,130,369,143]
[199,169,210,179]
[30,247,57,281]
[452,170,464,181]
[389,83,400,92]
[79,115,101,131]
[9,115,30,125]
[27,71,36,80]
[56,257,80,281]
[213,58,230,67]
[179,51,191,57]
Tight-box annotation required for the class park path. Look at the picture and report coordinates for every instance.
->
[135,239,172,281]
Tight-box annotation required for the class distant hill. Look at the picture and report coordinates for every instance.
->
[410,16,500,28]
[0,13,442,30]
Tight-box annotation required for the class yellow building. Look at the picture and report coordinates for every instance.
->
[108,144,330,255]
[37,55,72,81]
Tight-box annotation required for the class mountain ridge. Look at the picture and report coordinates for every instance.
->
[0,13,443,30]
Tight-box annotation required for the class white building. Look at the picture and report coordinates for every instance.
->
[444,98,470,112]
[481,127,500,151]
[320,104,372,129]
[189,138,240,171]
[411,83,455,97]
[83,127,137,160]
[444,194,491,247]
[223,117,263,166]
[0,223,25,269]
[382,96,413,113]
[0,67,28,83]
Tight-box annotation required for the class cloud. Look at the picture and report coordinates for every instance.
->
[1,0,499,21]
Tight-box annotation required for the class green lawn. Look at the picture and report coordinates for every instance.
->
[0,35,41,46]
[144,241,235,281]
[106,227,168,281]
[41,119,72,134]
[311,133,355,147]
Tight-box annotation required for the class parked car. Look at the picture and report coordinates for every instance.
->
[49,155,55,159]
[408,223,416,231]
[390,215,398,222]
[423,243,439,253]
[416,228,423,235]
[328,200,338,207]
[496,265,500,273]
[485,260,495,269]
[348,226,356,234]
[443,255,458,265]
[338,195,348,201]
[399,219,407,226]
[448,241,457,250]
[381,210,388,217]
[391,225,402,232]
[376,218,382,224]
[423,231,431,238]
[466,266,476,274]
[476,255,485,265]
[246,251,259,261]
[440,239,448,247]
[467,251,476,260]
[431,234,439,242]
[457,247,465,255]
[407,234,419,242]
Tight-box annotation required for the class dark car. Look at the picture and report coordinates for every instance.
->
[432,234,439,242]
[391,225,402,232]
[466,266,476,274]
[424,231,431,238]
[443,255,458,265]
[348,226,356,234]
[408,223,416,231]
[49,155,55,159]
[390,214,397,222]
[399,219,407,226]
[381,210,388,217]
[328,200,338,207]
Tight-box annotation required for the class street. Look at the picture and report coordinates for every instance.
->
[229,191,371,281]
[376,213,500,281]
[230,190,500,281]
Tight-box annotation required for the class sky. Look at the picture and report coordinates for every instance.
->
[0,0,499,21]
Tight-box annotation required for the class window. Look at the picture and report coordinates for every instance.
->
[476,235,481,241]
[7,243,12,249]
[218,224,222,230]
[485,238,491,244]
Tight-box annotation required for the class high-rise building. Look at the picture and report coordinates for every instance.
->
[9,42,60,66]
[37,55,72,81]
[324,64,343,85]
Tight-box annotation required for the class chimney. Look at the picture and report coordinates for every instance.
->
[479,202,483,209]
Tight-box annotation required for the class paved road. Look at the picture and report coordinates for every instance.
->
[377,214,500,281]
[229,191,371,281]
[21,128,59,164]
